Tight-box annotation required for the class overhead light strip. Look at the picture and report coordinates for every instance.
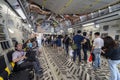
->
[17,0,32,27]
[59,0,73,14]
[8,28,14,33]
[6,0,27,20]
[82,23,95,27]
[15,8,26,19]
[5,0,20,17]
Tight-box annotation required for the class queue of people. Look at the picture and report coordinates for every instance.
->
[41,30,120,80]
[14,31,119,80]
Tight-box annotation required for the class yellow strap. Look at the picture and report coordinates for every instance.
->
[11,62,15,68]
[0,77,3,80]
[24,48,27,52]
[42,0,47,7]
[5,67,11,75]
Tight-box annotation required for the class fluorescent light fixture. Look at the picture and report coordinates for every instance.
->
[60,30,64,33]
[68,28,73,33]
[29,24,31,28]
[15,8,26,19]
[95,24,100,28]
[82,23,95,27]
[7,0,26,19]
[8,28,14,33]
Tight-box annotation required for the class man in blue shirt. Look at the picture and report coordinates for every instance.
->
[73,30,84,64]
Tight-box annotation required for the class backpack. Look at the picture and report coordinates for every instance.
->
[71,43,77,50]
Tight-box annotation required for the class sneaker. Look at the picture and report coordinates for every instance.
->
[81,63,84,66]
[37,70,43,75]
[98,66,101,69]
[78,62,84,66]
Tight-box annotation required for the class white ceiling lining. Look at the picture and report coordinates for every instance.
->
[62,0,116,14]
[32,0,120,14]
[33,0,67,13]
[59,0,102,14]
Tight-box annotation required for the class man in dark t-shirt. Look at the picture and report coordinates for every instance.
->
[82,32,91,63]
[73,30,84,64]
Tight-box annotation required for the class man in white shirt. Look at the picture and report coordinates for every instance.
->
[91,32,104,70]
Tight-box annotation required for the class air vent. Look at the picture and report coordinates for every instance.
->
[103,25,109,31]
[0,41,10,50]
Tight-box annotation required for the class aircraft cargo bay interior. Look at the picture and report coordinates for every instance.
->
[0,0,120,80]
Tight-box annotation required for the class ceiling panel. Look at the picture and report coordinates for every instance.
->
[33,0,67,13]
[32,0,120,14]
